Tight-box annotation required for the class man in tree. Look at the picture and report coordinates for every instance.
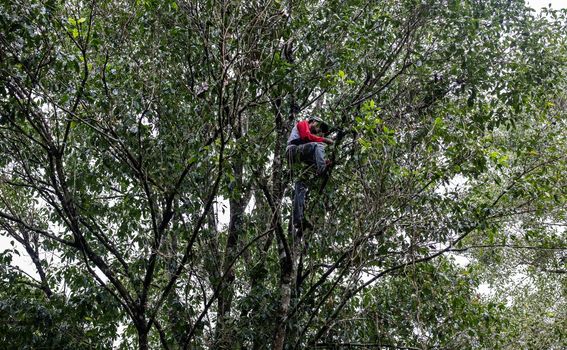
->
[286,116,334,231]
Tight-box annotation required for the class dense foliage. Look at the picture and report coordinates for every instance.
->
[1,0,565,349]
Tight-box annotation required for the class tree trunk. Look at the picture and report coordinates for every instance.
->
[272,13,298,346]
[215,190,246,347]
[216,117,251,346]
[138,329,149,350]
[274,224,303,350]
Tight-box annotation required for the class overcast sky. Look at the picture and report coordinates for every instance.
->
[528,0,567,9]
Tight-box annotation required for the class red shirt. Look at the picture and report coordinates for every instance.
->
[296,120,325,143]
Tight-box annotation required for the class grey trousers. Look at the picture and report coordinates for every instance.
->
[287,142,327,175]
[286,142,327,227]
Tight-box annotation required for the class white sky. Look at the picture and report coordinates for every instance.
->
[528,0,567,9]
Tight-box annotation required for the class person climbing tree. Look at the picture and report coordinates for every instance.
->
[286,116,334,232]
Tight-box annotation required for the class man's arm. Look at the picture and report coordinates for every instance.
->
[297,121,333,144]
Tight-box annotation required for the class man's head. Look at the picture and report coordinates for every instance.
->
[308,116,327,134]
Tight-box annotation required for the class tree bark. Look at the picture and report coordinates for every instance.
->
[215,162,247,347]
[273,225,303,350]
[272,20,298,346]
[137,327,149,350]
